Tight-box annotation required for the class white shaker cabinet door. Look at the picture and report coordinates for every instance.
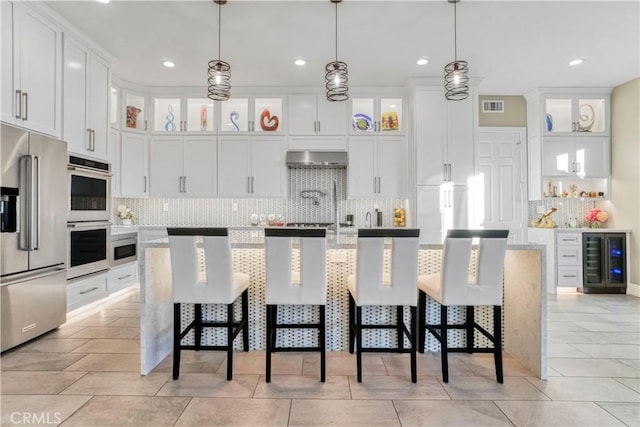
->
[376,137,404,198]
[218,136,251,197]
[348,137,377,198]
[316,97,346,135]
[150,136,183,197]
[250,137,285,197]
[63,38,89,154]
[288,95,317,135]
[415,88,447,186]
[183,136,217,196]
[120,132,149,197]
[88,54,110,159]
[1,1,15,125]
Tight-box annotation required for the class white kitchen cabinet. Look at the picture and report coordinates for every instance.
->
[120,132,149,197]
[217,136,285,197]
[542,136,609,178]
[122,89,148,133]
[63,35,110,160]
[415,87,474,185]
[1,2,62,137]
[543,93,609,135]
[149,135,217,197]
[556,232,583,288]
[152,96,215,133]
[348,136,404,198]
[288,94,346,135]
[350,96,403,134]
[416,184,469,244]
[110,85,119,129]
[67,272,109,312]
[218,97,283,133]
[108,262,138,294]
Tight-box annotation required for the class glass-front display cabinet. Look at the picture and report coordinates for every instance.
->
[123,90,147,132]
[351,97,403,133]
[153,97,215,133]
[110,86,119,128]
[219,97,282,133]
[544,96,607,135]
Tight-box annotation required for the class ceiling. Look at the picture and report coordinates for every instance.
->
[44,0,640,95]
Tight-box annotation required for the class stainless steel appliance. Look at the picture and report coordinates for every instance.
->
[110,232,137,267]
[1,124,68,352]
[67,221,110,280]
[582,232,627,294]
[67,155,111,223]
[285,151,348,167]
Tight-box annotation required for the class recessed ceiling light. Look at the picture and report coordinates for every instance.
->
[96,0,110,4]
[569,58,585,66]
[162,60,175,68]
[416,58,429,65]
[294,58,306,66]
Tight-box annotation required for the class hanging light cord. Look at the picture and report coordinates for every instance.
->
[453,1,458,61]
[217,1,221,61]
[334,1,338,62]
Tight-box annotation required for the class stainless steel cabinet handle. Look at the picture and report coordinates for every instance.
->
[91,130,96,151]
[317,121,320,133]
[562,255,576,258]
[144,120,148,131]
[117,274,132,281]
[15,90,21,119]
[179,176,183,192]
[448,164,452,182]
[144,176,148,193]
[442,164,447,182]
[22,92,28,120]
[373,177,377,193]
[575,162,581,173]
[247,177,251,193]
[79,286,99,295]
[251,176,254,193]
[563,274,577,278]
[377,177,381,194]
[183,176,187,193]
[252,121,255,132]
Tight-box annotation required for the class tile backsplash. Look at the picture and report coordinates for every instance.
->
[115,168,408,227]
[527,198,599,228]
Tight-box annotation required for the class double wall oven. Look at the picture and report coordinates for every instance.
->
[67,156,112,280]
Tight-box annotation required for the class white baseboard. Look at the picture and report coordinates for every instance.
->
[627,282,640,297]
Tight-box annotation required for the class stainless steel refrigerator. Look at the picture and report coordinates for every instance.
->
[1,123,68,352]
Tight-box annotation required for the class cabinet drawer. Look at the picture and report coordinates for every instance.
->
[108,263,138,293]
[557,233,581,245]
[67,273,108,312]
[557,267,582,287]
[557,246,581,266]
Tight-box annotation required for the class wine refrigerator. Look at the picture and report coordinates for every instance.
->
[582,233,626,294]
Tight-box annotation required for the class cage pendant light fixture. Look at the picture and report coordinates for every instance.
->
[207,0,231,101]
[444,0,469,101]
[325,0,348,101]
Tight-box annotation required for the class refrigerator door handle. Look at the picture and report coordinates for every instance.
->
[18,155,33,250]
[33,156,40,250]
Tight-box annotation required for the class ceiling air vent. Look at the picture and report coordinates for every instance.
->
[482,100,505,113]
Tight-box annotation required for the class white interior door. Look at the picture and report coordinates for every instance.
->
[473,128,527,243]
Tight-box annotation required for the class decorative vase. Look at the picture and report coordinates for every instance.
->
[589,222,600,229]
[122,219,132,226]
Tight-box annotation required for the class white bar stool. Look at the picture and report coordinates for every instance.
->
[264,227,327,382]
[347,228,420,383]
[167,227,250,381]
[418,229,509,383]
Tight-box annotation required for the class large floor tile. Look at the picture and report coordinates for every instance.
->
[383,353,474,377]
[65,314,120,327]
[496,401,625,426]
[153,351,226,374]
[0,352,86,371]
[547,331,590,344]
[395,400,512,426]
[576,332,640,345]
[15,338,90,353]
[549,358,640,377]
[526,376,640,402]
[289,399,400,427]
[176,397,291,426]
[231,352,303,375]
[71,338,140,354]
[597,402,640,427]
[579,321,640,333]
[440,376,549,401]
[110,301,141,311]
[59,395,189,427]
[571,343,640,359]
[615,377,640,393]
[97,308,140,318]
[0,371,86,394]
[69,326,139,339]
[254,375,351,399]
[42,326,87,339]
[156,373,259,398]
[1,395,92,427]
[349,375,449,400]
[64,353,140,372]
[106,317,141,328]
[547,343,591,358]
[303,352,388,376]
[61,372,170,395]
[460,355,535,377]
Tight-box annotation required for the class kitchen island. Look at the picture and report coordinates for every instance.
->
[137,229,548,380]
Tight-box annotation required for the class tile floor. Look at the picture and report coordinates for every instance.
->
[1,287,638,426]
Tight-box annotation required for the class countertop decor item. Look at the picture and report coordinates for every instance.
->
[381,111,399,130]
[260,109,279,131]
[325,0,348,101]
[531,207,557,228]
[352,113,373,131]
[545,113,553,131]
[207,0,231,101]
[165,104,176,132]
[444,0,469,101]
[229,111,240,131]
[393,208,406,227]
[126,106,141,129]
[117,205,137,223]
[585,208,608,228]
[578,103,595,131]
[200,105,208,131]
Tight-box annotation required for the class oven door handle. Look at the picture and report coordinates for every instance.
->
[67,221,112,228]
[67,165,113,177]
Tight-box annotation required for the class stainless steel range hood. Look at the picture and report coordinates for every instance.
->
[286,151,348,168]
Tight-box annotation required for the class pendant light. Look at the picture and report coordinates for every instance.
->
[207,0,231,101]
[444,0,469,101]
[325,0,348,101]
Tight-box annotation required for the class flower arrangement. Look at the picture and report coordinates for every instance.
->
[116,205,137,221]
[585,208,607,228]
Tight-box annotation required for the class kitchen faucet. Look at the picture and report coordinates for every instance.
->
[365,211,372,228]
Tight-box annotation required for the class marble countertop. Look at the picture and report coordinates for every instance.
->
[528,227,632,233]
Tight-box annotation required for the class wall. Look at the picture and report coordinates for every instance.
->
[478,95,527,127]
[607,77,639,287]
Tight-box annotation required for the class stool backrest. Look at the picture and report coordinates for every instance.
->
[167,228,234,304]
[265,228,327,305]
[441,229,509,306]
[355,228,420,306]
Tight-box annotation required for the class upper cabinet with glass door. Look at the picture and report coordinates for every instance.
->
[123,89,148,133]
[543,92,610,136]
[219,97,283,133]
[152,97,215,133]
[110,86,119,129]
[351,97,403,134]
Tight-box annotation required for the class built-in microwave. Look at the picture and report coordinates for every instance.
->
[67,222,110,279]
[110,232,137,267]
[68,156,111,223]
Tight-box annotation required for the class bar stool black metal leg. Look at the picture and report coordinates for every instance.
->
[410,305,417,383]
[266,304,272,383]
[270,305,278,351]
[194,304,202,351]
[348,292,355,354]
[226,302,234,381]
[319,304,326,383]
[356,305,363,383]
[494,305,504,384]
[396,305,404,350]
[173,303,181,380]
[418,291,426,353]
[466,306,474,353]
[440,305,449,383]
[242,289,249,352]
